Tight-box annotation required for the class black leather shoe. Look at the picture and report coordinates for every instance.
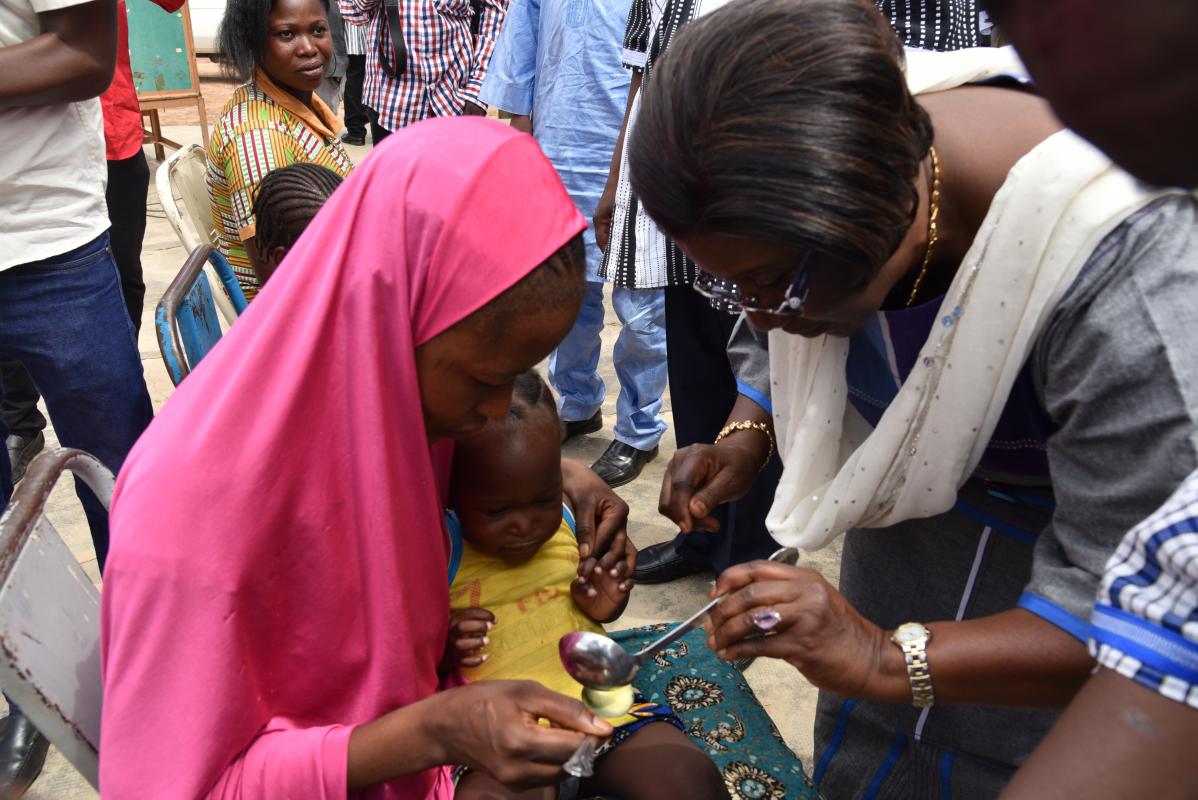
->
[341,131,367,146]
[563,410,603,442]
[5,431,44,484]
[633,539,709,584]
[0,712,49,799]
[590,441,657,487]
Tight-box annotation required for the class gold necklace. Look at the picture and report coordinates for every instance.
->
[905,145,941,308]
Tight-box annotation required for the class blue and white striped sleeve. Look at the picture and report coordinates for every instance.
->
[1090,469,1198,709]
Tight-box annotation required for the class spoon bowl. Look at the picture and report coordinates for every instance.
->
[559,630,638,689]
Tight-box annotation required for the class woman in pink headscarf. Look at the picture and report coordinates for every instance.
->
[99,117,620,798]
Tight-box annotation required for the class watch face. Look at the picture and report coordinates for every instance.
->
[895,624,926,644]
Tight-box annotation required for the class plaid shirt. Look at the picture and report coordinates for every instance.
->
[1091,469,1198,709]
[339,0,507,132]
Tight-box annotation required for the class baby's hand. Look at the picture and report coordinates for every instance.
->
[573,540,636,623]
[442,607,496,672]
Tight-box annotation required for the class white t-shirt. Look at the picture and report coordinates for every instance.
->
[0,0,109,271]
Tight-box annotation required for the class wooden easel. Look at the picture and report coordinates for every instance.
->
[141,102,208,162]
[133,0,209,160]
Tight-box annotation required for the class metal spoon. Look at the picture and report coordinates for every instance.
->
[559,546,800,691]
[559,546,800,778]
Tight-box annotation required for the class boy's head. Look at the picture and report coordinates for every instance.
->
[449,370,564,565]
[250,163,344,285]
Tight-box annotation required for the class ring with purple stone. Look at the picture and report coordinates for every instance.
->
[751,608,783,632]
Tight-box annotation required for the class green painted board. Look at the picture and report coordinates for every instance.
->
[127,0,195,95]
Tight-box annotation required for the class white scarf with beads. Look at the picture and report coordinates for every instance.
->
[766,48,1174,550]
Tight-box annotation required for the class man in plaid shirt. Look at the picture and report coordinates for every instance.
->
[340,0,507,139]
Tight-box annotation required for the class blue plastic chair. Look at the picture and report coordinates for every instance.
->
[155,245,248,386]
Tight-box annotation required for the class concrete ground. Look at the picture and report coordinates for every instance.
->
[20,124,841,797]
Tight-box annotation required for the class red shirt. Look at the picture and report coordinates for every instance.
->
[100,0,187,161]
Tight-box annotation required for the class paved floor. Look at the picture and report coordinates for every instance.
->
[19,128,841,797]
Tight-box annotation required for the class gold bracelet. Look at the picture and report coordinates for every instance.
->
[715,421,775,472]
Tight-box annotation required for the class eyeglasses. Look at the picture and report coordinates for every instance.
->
[692,250,816,317]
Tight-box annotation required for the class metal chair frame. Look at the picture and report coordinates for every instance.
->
[155,244,246,386]
[0,449,114,788]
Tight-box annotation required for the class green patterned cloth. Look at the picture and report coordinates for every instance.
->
[605,625,823,800]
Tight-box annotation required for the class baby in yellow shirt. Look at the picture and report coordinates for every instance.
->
[444,370,729,800]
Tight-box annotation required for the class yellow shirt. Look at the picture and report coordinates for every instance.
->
[206,68,353,300]
[447,507,637,725]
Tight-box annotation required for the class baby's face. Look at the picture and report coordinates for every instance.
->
[452,414,564,565]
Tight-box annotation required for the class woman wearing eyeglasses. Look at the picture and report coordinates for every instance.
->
[630,0,1198,797]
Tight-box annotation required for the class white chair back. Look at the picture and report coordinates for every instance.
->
[0,449,114,789]
[156,144,239,324]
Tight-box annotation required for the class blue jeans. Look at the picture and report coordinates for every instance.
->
[549,281,668,451]
[0,232,154,570]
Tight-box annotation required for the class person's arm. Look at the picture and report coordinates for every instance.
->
[593,0,650,252]
[561,458,635,592]
[706,563,1090,707]
[593,70,640,253]
[658,394,770,533]
[999,669,1198,800]
[347,680,613,791]
[476,0,537,122]
[508,114,532,134]
[659,315,775,532]
[461,0,510,112]
[570,491,635,624]
[1002,472,1198,798]
[0,0,116,107]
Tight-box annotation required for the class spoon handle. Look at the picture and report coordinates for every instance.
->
[563,734,604,778]
[632,595,723,663]
[631,546,799,664]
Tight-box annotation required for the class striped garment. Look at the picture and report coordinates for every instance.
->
[1091,469,1198,709]
[877,0,978,51]
[601,0,981,290]
[598,0,714,289]
[339,0,507,132]
[206,70,354,300]
[344,18,367,55]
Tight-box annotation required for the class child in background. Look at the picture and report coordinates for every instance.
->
[444,371,729,800]
[249,163,345,286]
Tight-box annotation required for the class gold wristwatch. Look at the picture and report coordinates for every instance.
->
[890,622,935,708]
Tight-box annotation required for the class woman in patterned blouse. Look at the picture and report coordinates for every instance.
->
[207,0,354,300]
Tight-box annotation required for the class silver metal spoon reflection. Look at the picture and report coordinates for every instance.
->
[559,546,800,691]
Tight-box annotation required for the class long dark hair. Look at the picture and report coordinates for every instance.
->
[217,0,330,82]
[629,0,934,277]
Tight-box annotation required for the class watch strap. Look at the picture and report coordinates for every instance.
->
[898,638,935,708]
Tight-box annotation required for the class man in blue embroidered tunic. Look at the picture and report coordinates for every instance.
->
[480,0,670,488]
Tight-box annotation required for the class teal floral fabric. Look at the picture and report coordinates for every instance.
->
[609,625,823,800]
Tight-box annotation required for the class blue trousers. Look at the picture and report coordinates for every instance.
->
[0,233,154,570]
[549,281,668,451]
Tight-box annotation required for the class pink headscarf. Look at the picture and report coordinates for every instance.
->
[100,117,586,799]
